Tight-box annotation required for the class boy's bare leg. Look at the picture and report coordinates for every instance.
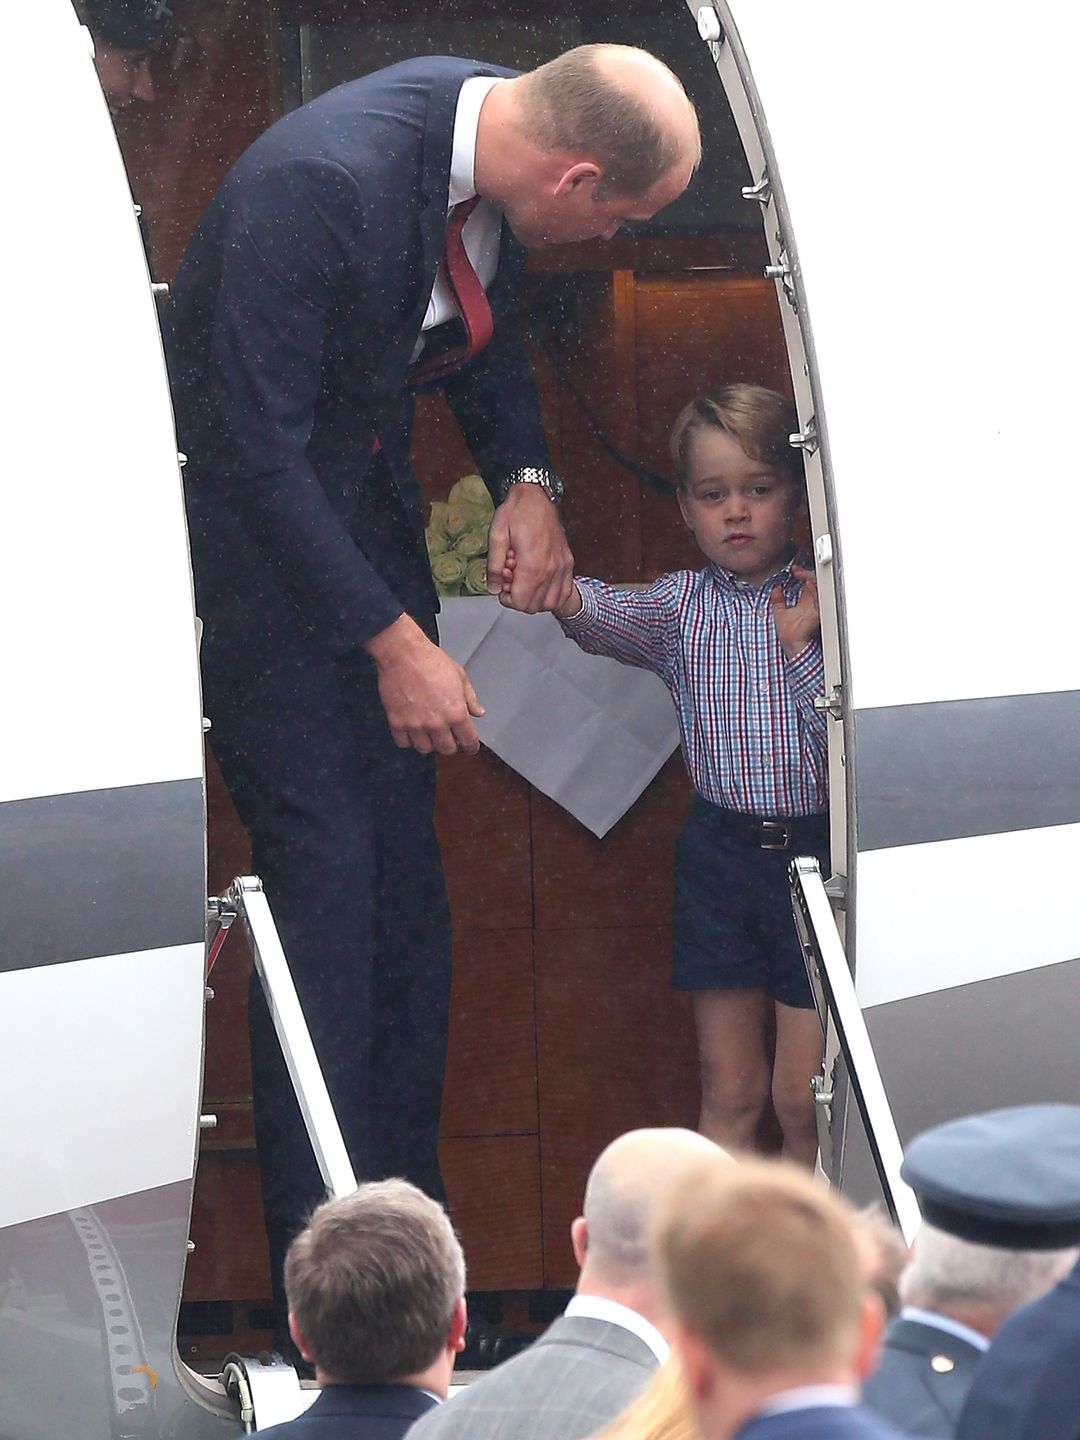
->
[691,988,771,1152]
[772,1000,824,1168]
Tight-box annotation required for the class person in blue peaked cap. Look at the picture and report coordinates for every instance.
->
[866,1104,1080,1440]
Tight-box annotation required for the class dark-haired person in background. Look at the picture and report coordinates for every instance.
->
[257,1179,467,1440]
[74,0,169,111]
[163,44,699,1344]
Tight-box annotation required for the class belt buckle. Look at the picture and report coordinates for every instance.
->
[760,819,793,851]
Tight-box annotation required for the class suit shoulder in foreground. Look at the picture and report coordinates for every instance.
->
[406,1316,658,1440]
[956,1260,1080,1440]
[259,1382,437,1440]
[737,1403,912,1440]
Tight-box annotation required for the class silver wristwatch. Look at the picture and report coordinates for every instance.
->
[496,465,565,505]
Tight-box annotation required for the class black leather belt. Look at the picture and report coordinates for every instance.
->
[697,800,829,852]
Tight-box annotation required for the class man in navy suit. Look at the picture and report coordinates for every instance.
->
[655,1156,904,1440]
[256,1178,467,1440]
[163,45,699,1337]
[864,1104,1080,1437]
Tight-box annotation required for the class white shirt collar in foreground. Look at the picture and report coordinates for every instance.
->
[563,1294,670,1363]
[449,76,502,207]
[900,1306,991,1353]
[756,1385,858,1418]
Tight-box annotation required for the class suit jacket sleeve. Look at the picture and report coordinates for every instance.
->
[196,157,405,653]
[439,231,551,495]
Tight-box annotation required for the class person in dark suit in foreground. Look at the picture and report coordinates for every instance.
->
[863,1105,1080,1438]
[257,1179,467,1440]
[655,1155,904,1440]
[406,1128,724,1440]
[929,1104,1080,1440]
[163,45,700,1341]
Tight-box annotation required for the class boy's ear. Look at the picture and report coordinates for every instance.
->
[676,486,692,528]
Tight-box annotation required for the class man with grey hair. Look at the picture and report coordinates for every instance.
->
[258,1179,467,1440]
[407,1128,724,1440]
[863,1106,1080,1438]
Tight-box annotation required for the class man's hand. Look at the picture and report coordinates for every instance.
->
[771,563,821,660]
[364,614,484,755]
[486,484,574,613]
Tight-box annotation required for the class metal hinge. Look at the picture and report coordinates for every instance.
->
[742,173,771,207]
[764,244,797,310]
[789,415,819,455]
[813,684,843,720]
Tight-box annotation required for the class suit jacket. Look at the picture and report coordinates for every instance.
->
[164,57,551,658]
[862,1316,985,1436]
[258,1383,437,1440]
[404,1314,659,1440]
[956,1256,1080,1440]
[735,1403,908,1440]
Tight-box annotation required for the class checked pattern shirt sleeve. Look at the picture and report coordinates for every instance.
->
[559,574,681,685]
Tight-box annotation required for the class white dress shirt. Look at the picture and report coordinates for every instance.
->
[562,1293,670,1363]
[420,75,503,339]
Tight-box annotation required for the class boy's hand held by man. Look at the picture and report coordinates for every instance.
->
[771,562,820,660]
[486,484,574,613]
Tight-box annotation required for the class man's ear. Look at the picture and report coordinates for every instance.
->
[448,1295,468,1354]
[570,1215,589,1268]
[553,161,603,197]
[674,1325,715,1407]
[854,1290,886,1382]
[287,1312,315,1365]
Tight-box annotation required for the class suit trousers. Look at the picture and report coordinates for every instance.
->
[199,572,450,1334]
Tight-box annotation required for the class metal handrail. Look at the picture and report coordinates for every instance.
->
[790,856,921,1243]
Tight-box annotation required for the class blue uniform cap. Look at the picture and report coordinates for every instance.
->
[901,1104,1080,1250]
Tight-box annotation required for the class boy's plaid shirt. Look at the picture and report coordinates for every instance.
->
[560,556,828,818]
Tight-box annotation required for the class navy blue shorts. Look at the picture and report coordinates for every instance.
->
[672,795,830,1009]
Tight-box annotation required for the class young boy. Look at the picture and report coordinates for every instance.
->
[537,385,828,1165]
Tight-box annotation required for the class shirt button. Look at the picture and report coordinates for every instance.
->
[762,756,772,768]
[759,681,769,693]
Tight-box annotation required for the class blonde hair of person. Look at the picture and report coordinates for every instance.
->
[594,1356,700,1440]
[654,1156,864,1376]
[669,386,802,490]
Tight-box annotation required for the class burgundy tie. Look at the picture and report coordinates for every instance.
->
[409,196,495,387]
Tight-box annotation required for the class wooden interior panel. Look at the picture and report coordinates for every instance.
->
[184,1152,271,1300]
[435,749,532,933]
[535,925,698,1285]
[532,753,692,931]
[439,1135,543,1290]
[441,930,538,1140]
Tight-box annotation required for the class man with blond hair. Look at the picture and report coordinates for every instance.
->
[654,1156,904,1440]
[165,41,699,1346]
[408,1128,723,1440]
[257,1179,467,1439]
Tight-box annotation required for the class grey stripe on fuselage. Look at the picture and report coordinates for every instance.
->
[855,690,1080,851]
[0,778,204,972]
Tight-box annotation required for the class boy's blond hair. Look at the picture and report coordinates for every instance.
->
[654,1157,864,1376]
[284,1178,465,1384]
[669,385,801,489]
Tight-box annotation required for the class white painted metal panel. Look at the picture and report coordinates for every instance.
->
[856,825,1080,1010]
[0,943,206,1230]
[723,3,1080,711]
[1,0,203,805]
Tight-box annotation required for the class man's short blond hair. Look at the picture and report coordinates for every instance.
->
[519,44,700,197]
[654,1157,864,1376]
[284,1179,465,1384]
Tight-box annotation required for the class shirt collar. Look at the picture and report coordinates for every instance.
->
[563,1294,670,1363]
[449,76,502,207]
[755,1385,859,1418]
[900,1306,991,1353]
[709,548,808,595]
